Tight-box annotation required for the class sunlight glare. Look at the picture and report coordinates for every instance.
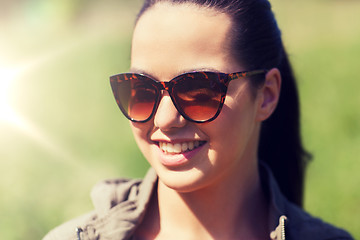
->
[0,39,86,164]
[0,66,20,124]
[0,64,77,163]
[0,34,100,164]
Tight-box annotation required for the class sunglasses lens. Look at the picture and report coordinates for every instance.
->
[174,73,223,122]
[111,74,157,122]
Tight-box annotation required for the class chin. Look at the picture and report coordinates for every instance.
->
[156,167,214,193]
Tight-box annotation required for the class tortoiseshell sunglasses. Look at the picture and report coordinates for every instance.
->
[109,69,267,123]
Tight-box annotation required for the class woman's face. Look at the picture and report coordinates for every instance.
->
[130,3,264,192]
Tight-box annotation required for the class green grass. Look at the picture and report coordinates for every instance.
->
[0,0,359,239]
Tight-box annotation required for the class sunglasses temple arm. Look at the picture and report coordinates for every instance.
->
[228,69,267,81]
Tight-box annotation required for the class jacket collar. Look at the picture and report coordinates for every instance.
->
[259,162,288,239]
[79,169,157,240]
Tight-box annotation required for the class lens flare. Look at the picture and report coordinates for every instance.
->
[0,40,84,163]
[0,63,75,162]
[0,66,19,124]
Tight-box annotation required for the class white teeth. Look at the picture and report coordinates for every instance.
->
[181,143,188,151]
[159,142,166,152]
[174,143,182,153]
[188,142,194,150]
[159,141,202,154]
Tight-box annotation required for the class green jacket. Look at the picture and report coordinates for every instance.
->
[43,165,353,240]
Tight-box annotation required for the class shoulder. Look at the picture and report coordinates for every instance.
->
[260,162,353,240]
[285,198,354,240]
[42,177,143,240]
[42,211,97,240]
[42,169,157,240]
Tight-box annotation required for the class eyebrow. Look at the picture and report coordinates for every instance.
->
[181,67,222,74]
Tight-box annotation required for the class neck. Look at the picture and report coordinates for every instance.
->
[154,163,269,240]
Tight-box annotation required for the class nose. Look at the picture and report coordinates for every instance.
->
[154,92,187,131]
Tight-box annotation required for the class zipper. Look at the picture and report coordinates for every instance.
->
[270,215,287,240]
[76,227,83,240]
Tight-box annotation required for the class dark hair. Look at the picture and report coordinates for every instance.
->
[136,0,311,207]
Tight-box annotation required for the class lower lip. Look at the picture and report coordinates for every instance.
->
[157,144,204,167]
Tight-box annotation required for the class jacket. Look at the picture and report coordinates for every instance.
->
[43,165,353,240]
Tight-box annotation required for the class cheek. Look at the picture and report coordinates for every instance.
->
[205,89,258,159]
[130,122,152,152]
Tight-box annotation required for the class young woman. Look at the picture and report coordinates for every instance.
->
[44,0,353,239]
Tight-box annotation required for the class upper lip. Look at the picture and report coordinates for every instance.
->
[150,129,207,144]
[151,138,205,144]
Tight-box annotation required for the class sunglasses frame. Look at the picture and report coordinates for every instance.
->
[110,69,267,123]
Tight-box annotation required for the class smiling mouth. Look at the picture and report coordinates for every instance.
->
[158,141,206,154]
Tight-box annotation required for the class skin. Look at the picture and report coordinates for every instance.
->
[129,2,281,240]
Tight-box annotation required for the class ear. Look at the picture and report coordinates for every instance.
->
[255,68,281,122]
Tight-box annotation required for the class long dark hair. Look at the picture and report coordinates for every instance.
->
[136,0,310,207]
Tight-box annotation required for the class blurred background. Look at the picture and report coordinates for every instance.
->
[0,0,359,239]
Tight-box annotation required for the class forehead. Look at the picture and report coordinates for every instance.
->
[131,3,236,78]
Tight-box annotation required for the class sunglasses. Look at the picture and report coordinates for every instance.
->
[110,69,267,123]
